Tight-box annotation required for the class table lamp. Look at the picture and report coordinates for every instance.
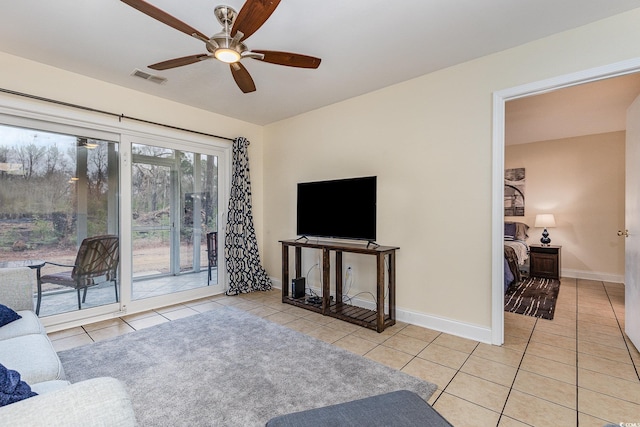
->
[535,213,556,246]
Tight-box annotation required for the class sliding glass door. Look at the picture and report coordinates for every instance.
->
[0,107,229,327]
[131,143,219,300]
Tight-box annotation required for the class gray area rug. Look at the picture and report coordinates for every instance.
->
[58,306,437,426]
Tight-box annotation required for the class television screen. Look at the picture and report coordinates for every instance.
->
[296,176,376,241]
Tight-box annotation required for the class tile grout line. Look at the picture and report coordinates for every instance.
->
[574,279,638,423]
[574,280,580,427]
[495,315,539,426]
[603,281,640,381]
[428,340,479,407]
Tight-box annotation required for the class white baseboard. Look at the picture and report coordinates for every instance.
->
[561,269,624,284]
[396,309,493,344]
[268,276,492,344]
[270,277,282,290]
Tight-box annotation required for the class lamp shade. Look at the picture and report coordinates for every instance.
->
[535,214,556,228]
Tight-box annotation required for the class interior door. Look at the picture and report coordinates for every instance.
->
[625,94,640,351]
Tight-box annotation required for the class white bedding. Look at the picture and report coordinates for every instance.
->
[504,240,529,265]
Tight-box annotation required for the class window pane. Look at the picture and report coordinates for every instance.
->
[131,143,218,300]
[0,124,119,316]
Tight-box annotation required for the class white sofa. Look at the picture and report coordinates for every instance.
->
[0,267,137,426]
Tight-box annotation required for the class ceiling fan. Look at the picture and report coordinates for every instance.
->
[120,0,321,93]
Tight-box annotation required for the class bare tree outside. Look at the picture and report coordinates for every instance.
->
[0,125,114,254]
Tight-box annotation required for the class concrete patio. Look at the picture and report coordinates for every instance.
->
[36,269,217,317]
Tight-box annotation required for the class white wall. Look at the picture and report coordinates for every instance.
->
[263,9,640,342]
[506,132,625,282]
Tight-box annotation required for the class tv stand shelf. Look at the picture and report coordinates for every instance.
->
[280,239,399,333]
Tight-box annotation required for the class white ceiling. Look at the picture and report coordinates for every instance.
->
[0,1,639,125]
[506,72,640,145]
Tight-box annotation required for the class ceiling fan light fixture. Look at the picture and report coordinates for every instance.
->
[215,48,241,63]
[121,0,321,93]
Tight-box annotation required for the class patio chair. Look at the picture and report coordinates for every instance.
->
[40,235,119,311]
[206,231,218,285]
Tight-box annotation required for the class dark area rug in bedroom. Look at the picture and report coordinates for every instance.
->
[504,276,561,320]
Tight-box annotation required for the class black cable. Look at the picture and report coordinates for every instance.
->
[305,263,320,297]
[342,255,392,305]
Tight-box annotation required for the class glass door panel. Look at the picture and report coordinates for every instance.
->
[131,161,173,278]
[0,124,119,317]
[131,143,218,301]
[180,152,219,278]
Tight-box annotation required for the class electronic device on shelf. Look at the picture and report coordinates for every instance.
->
[292,277,306,299]
[296,176,376,242]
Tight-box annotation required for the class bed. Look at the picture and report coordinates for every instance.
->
[504,221,529,291]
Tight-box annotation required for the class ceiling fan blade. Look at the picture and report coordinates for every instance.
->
[230,63,256,93]
[149,54,211,70]
[120,0,208,40]
[252,50,321,69]
[231,0,281,41]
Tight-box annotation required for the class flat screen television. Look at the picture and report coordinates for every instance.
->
[296,176,376,241]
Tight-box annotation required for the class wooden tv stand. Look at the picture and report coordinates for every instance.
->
[280,239,399,332]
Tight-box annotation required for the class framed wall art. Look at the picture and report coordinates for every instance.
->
[505,168,525,216]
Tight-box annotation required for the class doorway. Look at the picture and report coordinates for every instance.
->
[491,58,640,345]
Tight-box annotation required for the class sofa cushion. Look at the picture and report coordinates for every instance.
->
[0,363,37,407]
[30,380,71,395]
[0,335,65,384]
[0,267,35,312]
[0,377,137,427]
[0,311,45,341]
[0,305,21,328]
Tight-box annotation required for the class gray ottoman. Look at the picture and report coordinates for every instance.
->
[265,390,452,427]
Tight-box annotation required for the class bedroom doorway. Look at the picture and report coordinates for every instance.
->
[492,58,640,345]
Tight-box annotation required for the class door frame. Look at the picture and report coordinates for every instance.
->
[120,133,230,317]
[131,153,180,277]
[491,57,640,345]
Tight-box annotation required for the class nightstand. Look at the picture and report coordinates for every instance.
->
[529,244,561,280]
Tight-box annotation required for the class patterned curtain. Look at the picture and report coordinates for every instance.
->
[224,137,272,295]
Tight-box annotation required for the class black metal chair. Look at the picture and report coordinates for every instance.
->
[40,235,119,311]
[206,231,218,285]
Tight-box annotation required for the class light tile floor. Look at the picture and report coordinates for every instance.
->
[49,277,640,426]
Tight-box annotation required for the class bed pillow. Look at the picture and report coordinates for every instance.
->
[505,222,529,240]
[504,223,516,239]
[0,304,21,327]
[0,363,38,407]
[514,222,529,240]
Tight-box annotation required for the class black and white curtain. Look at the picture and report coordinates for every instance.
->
[225,137,272,295]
